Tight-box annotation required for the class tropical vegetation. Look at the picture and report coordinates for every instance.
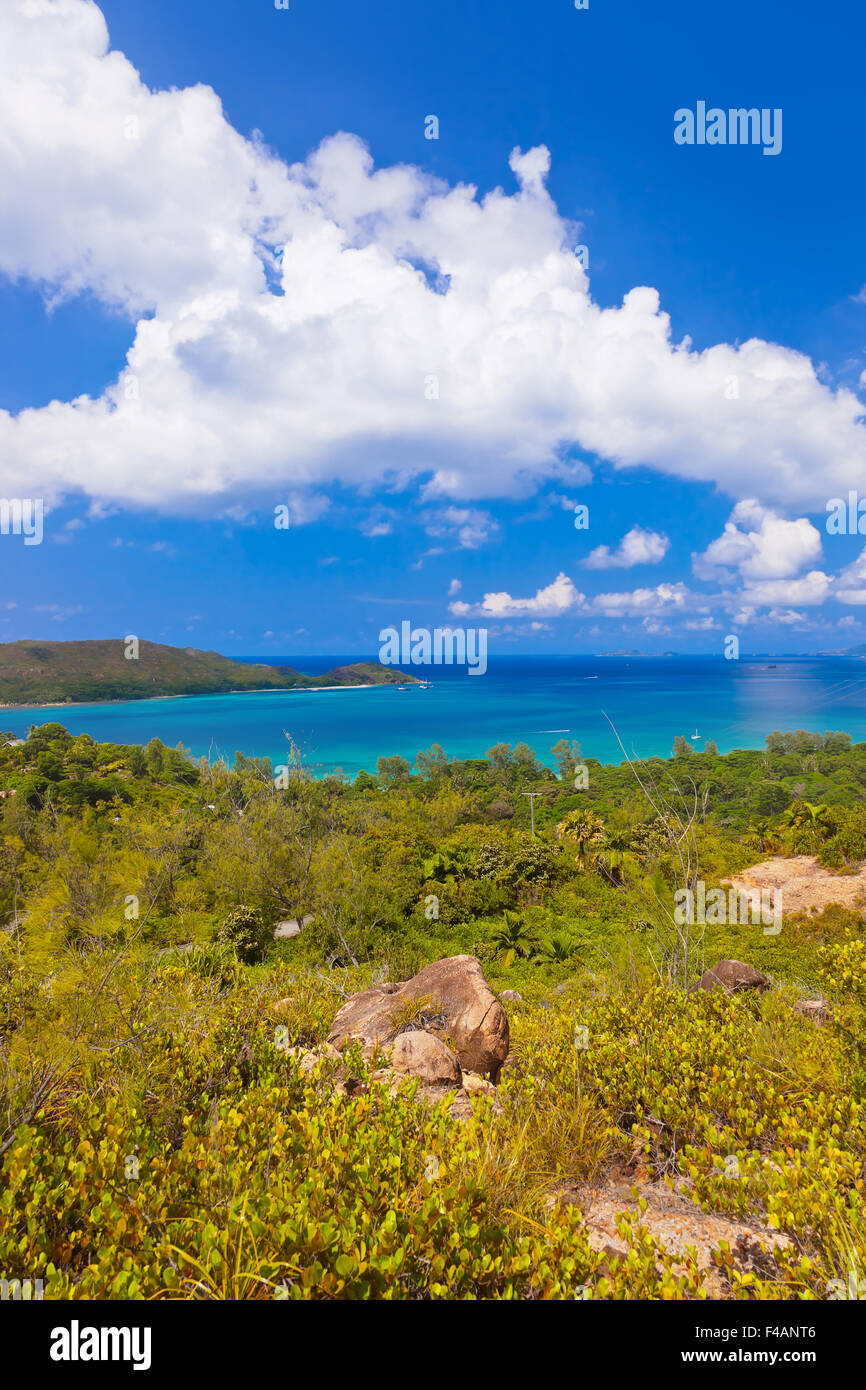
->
[1,722,865,1299]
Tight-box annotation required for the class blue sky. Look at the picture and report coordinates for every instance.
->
[1,0,865,657]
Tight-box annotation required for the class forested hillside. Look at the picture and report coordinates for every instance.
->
[0,640,414,705]
[0,723,864,1299]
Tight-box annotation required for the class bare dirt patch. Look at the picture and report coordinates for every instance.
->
[553,1173,790,1295]
[723,855,866,915]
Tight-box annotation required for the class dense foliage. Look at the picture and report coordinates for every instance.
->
[0,640,412,705]
[1,722,864,1299]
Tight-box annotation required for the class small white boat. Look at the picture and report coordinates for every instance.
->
[690,729,700,739]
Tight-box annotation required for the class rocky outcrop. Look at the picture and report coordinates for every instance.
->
[500,989,522,1003]
[794,998,832,1025]
[295,1041,341,1074]
[691,960,771,995]
[387,1032,462,1086]
[554,1174,791,1296]
[461,1071,496,1097]
[328,955,509,1080]
[273,914,315,940]
[278,957,508,1113]
[323,985,400,1049]
[286,1035,499,1116]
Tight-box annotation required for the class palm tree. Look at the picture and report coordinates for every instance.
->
[781,800,833,852]
[556,809,604,869]
[595,827,638,884]
[533,929,580,964]
[782,800,826,828]
[491,910,537,967]
[746,817,777,854]
[420,846,465,883]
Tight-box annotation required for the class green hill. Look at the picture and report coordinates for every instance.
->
[0,639,414,705]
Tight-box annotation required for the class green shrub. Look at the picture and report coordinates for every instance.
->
[217,905,272,964]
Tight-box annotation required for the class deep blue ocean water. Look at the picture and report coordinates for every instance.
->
[3,655,866,777]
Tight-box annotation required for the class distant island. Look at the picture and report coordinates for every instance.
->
[0,639,416,706]
[596,649,680,658]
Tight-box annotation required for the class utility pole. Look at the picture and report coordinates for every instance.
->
[521,791,542,835]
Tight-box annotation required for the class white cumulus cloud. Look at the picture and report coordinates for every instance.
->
[450,571,586,618]
[583,525,669,569]
[693,501,824,582]
[834,546,866,604]
[0,2,865,519]
[452,574,692,620]
[592,581,691,615]
[739,571,832,607]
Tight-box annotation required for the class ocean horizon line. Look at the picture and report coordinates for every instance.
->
[236,650,859,664]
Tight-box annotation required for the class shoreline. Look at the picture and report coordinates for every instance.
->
[0,682,387,712]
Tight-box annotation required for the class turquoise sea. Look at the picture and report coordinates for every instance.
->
[3,655,866,777]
